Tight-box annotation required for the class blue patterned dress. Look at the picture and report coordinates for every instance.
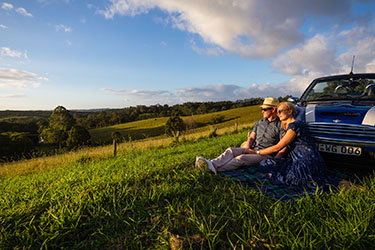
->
[258,121,326,190]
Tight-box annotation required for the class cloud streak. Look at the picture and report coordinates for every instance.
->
[0,68,48,89]
[1,2,13,10]
[1,47,27,59]
[0,94,25,99]
[16,7,33,17]
[1,2,33,17]
[55,24,73,32]
[102,83,293,106]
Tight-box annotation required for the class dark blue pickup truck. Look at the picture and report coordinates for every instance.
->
[290,73,375,168]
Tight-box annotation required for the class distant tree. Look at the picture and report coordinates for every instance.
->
[0,132,35,161]
[41,106,90,148]
[66,125,91,149]
[37,119,48,134]
[0,134,13,161]
[48,106,75,131]
[196,103,208,114]
[40,127,67,146]
[8,132,35,156]
[165,114,185,137]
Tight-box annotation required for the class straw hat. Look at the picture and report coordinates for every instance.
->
[260,97,279,108]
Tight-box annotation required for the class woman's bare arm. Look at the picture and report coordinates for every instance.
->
[258,129,296,155]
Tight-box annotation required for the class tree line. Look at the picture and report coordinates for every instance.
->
[1,106,90,162]
[0,96,290,162]
[73,98,269,129]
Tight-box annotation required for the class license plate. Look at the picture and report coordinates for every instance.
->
[317,143,362,156]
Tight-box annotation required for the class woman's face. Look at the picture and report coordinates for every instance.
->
[277,105,291,121]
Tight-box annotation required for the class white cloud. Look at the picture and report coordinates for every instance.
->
[2,3,33,17]
[103,16,375,106]
[0,68,48,89]
[1,2,13,10]
[0,24,8,29]
[271,19,375,94]
[1,47,23,58]
[1,47,28,60]
[272,34,338,76]
[16,7,33,17]
[102,83,293,106]
[99,0,355,59]
[0,94,25,98]
[66,40,72,46]
[55,24,73,32]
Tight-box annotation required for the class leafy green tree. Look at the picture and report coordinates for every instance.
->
[0,134,13,161]
[165,114,185,137]
[66,125,91,149]
[9,132,35,156]
[196,103,208,114]
[41,106,90,148]
[0,132,35,161]
[48,106,75,131]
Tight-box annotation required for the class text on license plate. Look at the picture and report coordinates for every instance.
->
[317,144,362,156]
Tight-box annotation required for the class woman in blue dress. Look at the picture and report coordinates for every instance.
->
[247,102,326,190]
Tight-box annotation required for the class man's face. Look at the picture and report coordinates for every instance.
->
[261,107,275,119]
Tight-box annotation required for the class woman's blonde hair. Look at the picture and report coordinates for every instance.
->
[278,102,297,117]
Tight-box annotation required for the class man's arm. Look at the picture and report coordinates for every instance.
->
[243,131,256,154]
[245,131,256,149]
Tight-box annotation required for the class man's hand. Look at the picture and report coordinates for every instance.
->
[244,148,256,154]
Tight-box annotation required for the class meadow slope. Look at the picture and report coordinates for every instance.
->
[89,105,262,144]
[1,130,375,249]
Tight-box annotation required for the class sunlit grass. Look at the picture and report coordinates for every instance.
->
[2,104,373,249]
[89,105,262,144]
[1,105,260,178]
[1,131,374,249]
[0,123,255,179]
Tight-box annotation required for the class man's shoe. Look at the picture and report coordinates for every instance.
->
[195,156,207,171]
[206,159,216,174]
[195,156,216,174]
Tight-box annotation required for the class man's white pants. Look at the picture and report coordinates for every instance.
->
[211,147,267,172]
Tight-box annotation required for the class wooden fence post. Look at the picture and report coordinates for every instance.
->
[112,131,122,157]
[113,139,117,157]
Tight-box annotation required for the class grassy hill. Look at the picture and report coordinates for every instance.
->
[89,105,262,144]
[1,105,374,249]
[1,130,374,249]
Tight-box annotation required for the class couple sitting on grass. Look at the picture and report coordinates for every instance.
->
[195,97,327,190]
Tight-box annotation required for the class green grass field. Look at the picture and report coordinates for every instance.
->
[89,105,262,144]
[1,106,374,249]
[1,129,374,249]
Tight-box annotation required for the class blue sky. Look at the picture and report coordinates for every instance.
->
[1,0,375,110]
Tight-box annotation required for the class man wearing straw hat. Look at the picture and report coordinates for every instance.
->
[195,97,285,173]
